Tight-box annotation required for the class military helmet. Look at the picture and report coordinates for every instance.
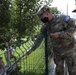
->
[37,5,50,17]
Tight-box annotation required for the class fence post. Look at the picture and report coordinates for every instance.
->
[45,29,48,75]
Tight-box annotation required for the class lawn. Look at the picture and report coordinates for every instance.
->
[0,39,46,75]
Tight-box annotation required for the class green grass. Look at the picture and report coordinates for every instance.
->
[0,40,46,75]
[18,41,45,75]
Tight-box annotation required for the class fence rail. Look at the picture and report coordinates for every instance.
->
[0,37,48,75]
[0,0,53,75]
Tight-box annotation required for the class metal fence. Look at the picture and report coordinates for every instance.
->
[0,0,53,75]
[0,30,52,75]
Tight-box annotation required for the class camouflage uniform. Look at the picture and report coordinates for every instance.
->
[31,5,76,75]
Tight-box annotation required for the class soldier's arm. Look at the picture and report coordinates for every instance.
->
[59,18,76,38]
[31,25,46,51]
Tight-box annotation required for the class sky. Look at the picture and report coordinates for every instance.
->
[51,0,76,18]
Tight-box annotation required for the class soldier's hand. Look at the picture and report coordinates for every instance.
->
[50,32,60,38]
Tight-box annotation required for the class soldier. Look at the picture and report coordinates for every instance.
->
[26,5,76,75]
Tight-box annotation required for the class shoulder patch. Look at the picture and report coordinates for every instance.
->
[64,16,70,22]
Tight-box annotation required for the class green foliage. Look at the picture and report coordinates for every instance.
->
[0,0,40,50]
[0,0,11,50]
[0,0,59,50]
[51,7,59,14]
[11,0,40,40]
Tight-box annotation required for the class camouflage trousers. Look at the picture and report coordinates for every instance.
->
[54,44,76,75]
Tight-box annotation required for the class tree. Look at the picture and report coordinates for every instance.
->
[11,0,53,40]
[0,0,11,50]
[51,7,59,14]
[10,0,40,40]
[0,0,54,50]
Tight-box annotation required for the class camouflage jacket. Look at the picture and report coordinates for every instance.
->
[31,15,76,53]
